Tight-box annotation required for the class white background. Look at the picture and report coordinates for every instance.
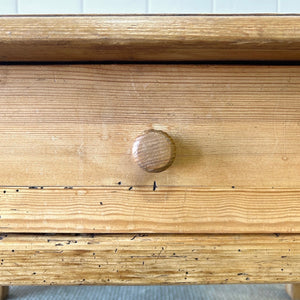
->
[0,0,300,14]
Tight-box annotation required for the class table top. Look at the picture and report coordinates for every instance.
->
[1,15,300,62]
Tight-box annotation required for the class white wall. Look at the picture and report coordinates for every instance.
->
[0,0,300,14]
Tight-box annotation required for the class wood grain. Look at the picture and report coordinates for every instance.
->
[0,187,300,233]
[0,233,300,285]
[132,129,176,173]
[0,65,299,188]
[2,16,300,62]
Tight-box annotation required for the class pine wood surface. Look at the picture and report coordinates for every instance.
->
[0,64,299,233]
[1,187,300,233]
[1,16,300,62]
[1,15,300,289]
[0,64,299,187]
[0,233,300,285]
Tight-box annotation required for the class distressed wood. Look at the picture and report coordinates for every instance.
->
[0,65,299,188]
[0,233,300,285]
[1,15,300,290]
[2,16,300,62]
[0,287,8,300]
[0,64,299,233]
[0,187,300,233]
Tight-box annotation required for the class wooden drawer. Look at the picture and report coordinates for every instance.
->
[2,15,300,288]
[0,64,299,233]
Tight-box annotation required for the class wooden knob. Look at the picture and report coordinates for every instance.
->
[132,129,176,173]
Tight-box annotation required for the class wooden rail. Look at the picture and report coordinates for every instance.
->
[1,15,300,62]
[1,233,300,285]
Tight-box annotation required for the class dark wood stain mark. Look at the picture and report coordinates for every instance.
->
[153,181,157,191]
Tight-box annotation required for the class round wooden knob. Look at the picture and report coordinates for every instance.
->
[132,129,176,173]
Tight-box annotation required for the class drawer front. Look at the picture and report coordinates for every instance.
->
[0,64,299,233]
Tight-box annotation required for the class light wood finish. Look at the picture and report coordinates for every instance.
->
[2,16,300,62]
[1,187,300,233]
[0,64,300,233]
[1,15,300,291]
[0,287,8,300]
[286,284,300,300]
[0,64,299,188]
[1,233,300,285]
[132,129,176,173]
